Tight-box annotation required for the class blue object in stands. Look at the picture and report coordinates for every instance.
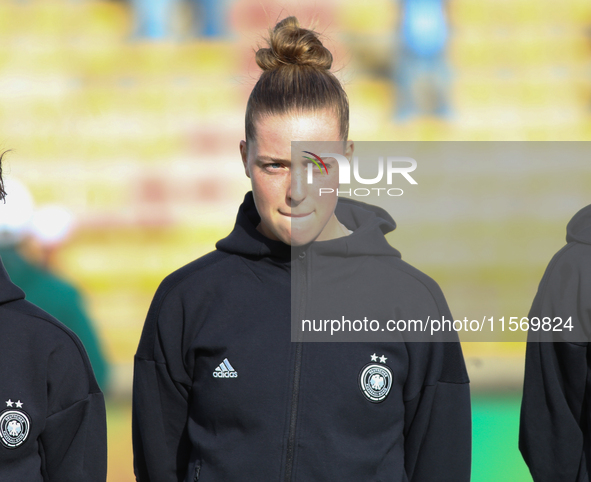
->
[132,0,178,39]
[401,0,448,57]
[190,0,229,38]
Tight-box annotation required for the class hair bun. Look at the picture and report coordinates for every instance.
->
[256,16,333,71]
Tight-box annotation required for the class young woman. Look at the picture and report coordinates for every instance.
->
[520,203,591,481]
[132,16,471,482]
[0,153,107,481]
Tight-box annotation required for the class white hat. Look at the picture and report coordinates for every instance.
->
[30,205,74,245]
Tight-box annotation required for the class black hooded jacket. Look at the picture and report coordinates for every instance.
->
[520,204,591,482]
[133,192,471,482]
[0,259,107,481]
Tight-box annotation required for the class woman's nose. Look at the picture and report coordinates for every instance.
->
[288,167,308,203]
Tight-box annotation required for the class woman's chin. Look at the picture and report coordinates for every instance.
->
[289,229,319,247]
[261,222,323,246]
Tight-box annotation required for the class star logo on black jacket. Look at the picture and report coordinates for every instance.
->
[359,355,393,403]
[0,400,30,449]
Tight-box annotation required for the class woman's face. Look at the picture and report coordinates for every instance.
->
[240,109,352,246]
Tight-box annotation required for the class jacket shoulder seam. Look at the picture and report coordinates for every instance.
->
[533,242,578,313]
[45,390,103,419]
[134,355,189,387]
[155,250,232,302]
[403,379,469,403]
[150,251,234,324]
[0,302,101,394]
[390,261,450,317]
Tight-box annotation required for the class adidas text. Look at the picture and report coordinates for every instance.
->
[213,371,238,378]
[213,358,238,378]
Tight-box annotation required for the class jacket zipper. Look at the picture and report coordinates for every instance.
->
[285,250,307,482]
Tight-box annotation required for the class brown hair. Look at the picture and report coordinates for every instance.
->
[245,16,349,143]
[0,151,7,202]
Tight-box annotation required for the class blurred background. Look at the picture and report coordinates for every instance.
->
[0,0,590,480]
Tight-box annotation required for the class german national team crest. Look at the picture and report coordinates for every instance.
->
[0,400,30,449]
[359,354,393,403]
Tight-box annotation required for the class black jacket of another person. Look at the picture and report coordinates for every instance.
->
[0,258,107,481]
[520,204,591,482]
[133,191,471,482]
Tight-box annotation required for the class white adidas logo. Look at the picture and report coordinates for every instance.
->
[213,358,238,378]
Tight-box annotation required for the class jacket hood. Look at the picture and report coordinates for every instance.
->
[0,255,25,305]
[216,192,400,259]
[566,204,591,245]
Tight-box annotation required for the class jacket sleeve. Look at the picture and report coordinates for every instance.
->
[132,283,193,482]
[39,327,107,482]
[520,342,587,481]
[41,394,107,481]
[403,341,472,482]
[519,245,590,481]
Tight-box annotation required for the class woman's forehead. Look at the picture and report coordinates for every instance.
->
[251,110,342,155]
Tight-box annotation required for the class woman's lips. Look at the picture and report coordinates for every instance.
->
[280,211,313,218]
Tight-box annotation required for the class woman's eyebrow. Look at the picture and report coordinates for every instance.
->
[257,155,291,163]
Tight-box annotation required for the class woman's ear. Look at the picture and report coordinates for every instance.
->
[239,140,250,179]
[345,140,354,162]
